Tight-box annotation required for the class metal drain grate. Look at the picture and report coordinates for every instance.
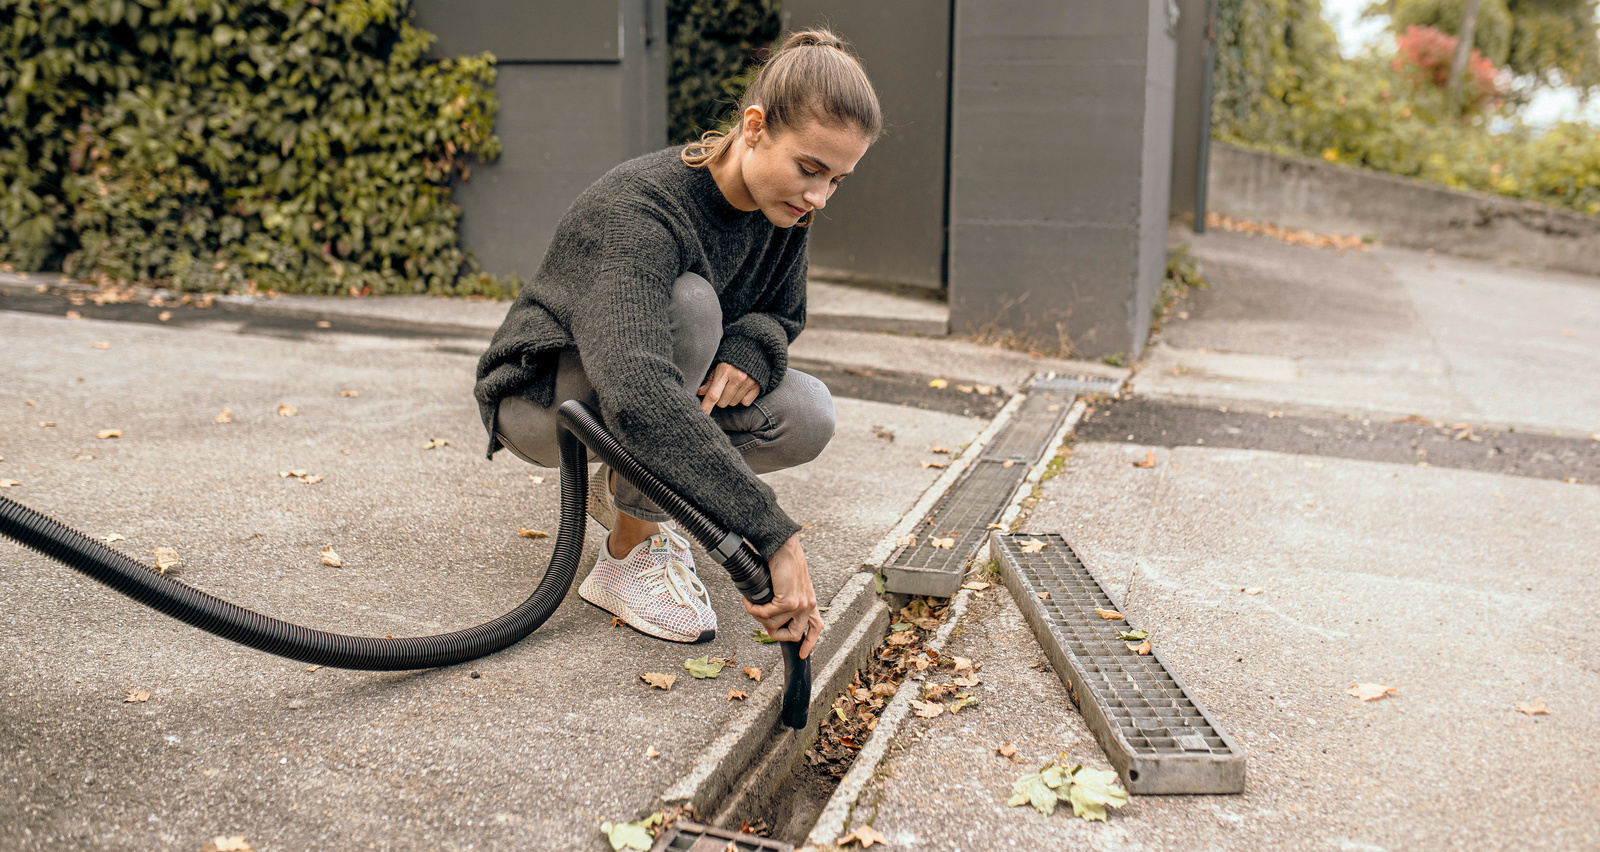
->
[650,822,793,851]
[882,385,1076,597]
[1032,375,1123,397]
[992,533,1246,794]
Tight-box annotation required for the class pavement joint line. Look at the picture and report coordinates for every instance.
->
[804,588,976,848]
[985,399,1090,564]
[861,386,1031,570]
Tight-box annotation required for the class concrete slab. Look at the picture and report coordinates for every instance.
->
[849,441,1600,850]
[1137,230,1600,433]
[0,309,988,850]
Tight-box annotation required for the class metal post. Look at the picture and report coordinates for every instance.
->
[1193,0,1218,234]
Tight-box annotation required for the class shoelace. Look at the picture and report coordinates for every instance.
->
[639,534,707,607]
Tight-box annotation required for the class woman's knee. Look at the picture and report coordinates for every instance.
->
[772,371,835,465]
[670,272,721,384]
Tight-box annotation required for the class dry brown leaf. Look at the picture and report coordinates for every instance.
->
[320,546,342,567]
[955,384,975,393]
[843,367,874,377]
[1046,404,1063,412]
[930,536,955,550]
[895,534,917,548]
[1514,700,1549,716]
[975,385,996,395]
[340,389,359,397]
[953,675,982,688]
[306,665,322,672]
[743,666,762,682]
[65,310,82,320]
[1019,539,1047,553]
[985,523,1006,530]
[96,429,123,439]
[612,617,625,628]
[1393,414,1441,427]
[37,421,56,428]
[727,688,748,701]
[277,404,297,417]
[0,480,19,489]
[517,529,549,539]
[920,460,947,469]
[301,475,323,484]
[1002,460,1015,468]
[157,311,173,322]
[1244,587,1263,595]
[124,690,151,703]
[1036,591,1050,600]
[1095,608,1125,620]
[91,341,109,349]
[960,581,991,591]
[215,408,232,423]
[997,742,1017,757]
[952,656,974,672]
[152,547,180,574]
[1346,682,1397,701]
[1132,449,1157,468]
[839,824,889,848]
[641,672,676,691]
[910,700,944,719]
[100,533,124,542]
[529,475,546,484]
[73,453,93,460]
[1126,640,1152,655]
[646,746,660,758]
[885,632,917,646]
[929,445,952,454]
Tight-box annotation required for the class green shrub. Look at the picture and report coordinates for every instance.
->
[0,0,506,296]
[666,0,780,144]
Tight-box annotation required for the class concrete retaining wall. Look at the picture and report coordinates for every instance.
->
[1208,142,1600,278]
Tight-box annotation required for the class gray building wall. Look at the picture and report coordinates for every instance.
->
[780,2,952,291]
[412,0,666,281]
[947,1,1179,359]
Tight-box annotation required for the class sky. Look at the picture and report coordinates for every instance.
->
[1320,0,1600,127]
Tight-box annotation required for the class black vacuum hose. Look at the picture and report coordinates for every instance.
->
[0,400,810,729]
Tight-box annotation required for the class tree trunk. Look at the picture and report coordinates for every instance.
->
[1447,0,1483,101]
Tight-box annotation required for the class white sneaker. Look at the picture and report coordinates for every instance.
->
[587,464,619,531]
[579,529,717,643]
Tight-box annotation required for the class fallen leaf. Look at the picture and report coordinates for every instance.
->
[684,655,724,679]
[951,693,977,713]
[975,385,996,395]
[751,628,777,644]
[998,742,1017,757]
[612,617,625,628]
[952,656,974,672]
[517,529,549,539]
[1047,404,1063,412]
[1117,629,1149,641]
[1126,640,1151,655]
[928,378,948,389]
[930,536,955,549]
[100,533,125,542]
[91,341,109,349]
[1008,770,1059,815]
[423,437,449,449]
[955,384,976,394]
[74,453,93,461]
[885,631,917,646]
[306,665,322,672]
[727,688,748,701]
[646,746,660,758]
[960,581,991,591]
[124,690,150,703]
[920,460,947,469]
[953,675,983,688]
[1244,587,1263,595]
[1514,700,1549,716]
[157,310,173,322]
[1020,539,1047,553]
[986,523,1006,530]
[320,546,342,567]
[96,429,122,439]
[1066,765,1129,822]
[315,320,331,328]
[929,445,952,454]
[1002,460,1016,468]
[340,389,359,397]
[301,475,323,484]
[1036,591,1050,600]
[1393,414,1441,427]
[1095,608,1125,620]
[599,812,661,851]
[201,837,255,852]
[65,310,82,320]
[529,475,546,484]
[277,404,297,416]
[838,824,888,848]
[1132,449,1156,468]
[910,700,944,718]
[843,367,874,377]
[641,672,676,691]
[152,547,180,574]
[38,421,56,427]
[896,534,917,548]
[0,480,19,489]
[743,667,762,682]
[215,408,232,423]
[1346,682,1397,701]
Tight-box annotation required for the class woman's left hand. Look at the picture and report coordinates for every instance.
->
[698,362,761,414]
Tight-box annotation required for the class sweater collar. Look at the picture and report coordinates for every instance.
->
[686,159,757,228]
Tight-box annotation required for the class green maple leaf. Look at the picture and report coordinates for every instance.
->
[1066,766,1128,822]
[600,812,661,850]
[1007,771,1059,816]
[684,655,724,679]
[751,628,777,644]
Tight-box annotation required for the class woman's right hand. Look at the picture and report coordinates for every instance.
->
[744,533,823,659]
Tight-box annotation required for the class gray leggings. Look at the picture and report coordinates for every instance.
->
[493,272,836,523]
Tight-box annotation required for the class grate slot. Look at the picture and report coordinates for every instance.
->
[992,533,1246,794]
[652,821,794,851]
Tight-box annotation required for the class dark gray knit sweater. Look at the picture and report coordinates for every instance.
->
[474,147,808,560]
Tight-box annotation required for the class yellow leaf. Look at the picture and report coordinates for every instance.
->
[215,408,232,423]
[1095,608,1125,620]
[97,429,123,439]
[928,378,948,389]
[727,688,748,701]
[1514,700,1548,716]
[152,547,180,574]
[896,534,917,548]
[960,581,991,591]
[0,480,19,489]
[743,666,762,682]
[320,546,343,567]
[1346,682,1397,701]
[517,529,549,539]
[1126,640,1151,655]
[277,404,297,416]
[641,672,676,691]
[1020,539,1047,553]
[124,690,151,703]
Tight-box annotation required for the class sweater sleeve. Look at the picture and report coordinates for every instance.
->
[713,229,808,393]
[570,197,802,560]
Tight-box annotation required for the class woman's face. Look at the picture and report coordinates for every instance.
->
[736,109,872,228]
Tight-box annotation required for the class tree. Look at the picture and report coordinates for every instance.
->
[1382,0,1600,90]
[1448,0,1486,98]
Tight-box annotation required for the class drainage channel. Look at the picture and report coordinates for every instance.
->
[881,375,1122,597]
[990,532,1246,794]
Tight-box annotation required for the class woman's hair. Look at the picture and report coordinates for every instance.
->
[681,27,883,178]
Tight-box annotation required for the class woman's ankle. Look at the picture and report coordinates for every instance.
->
[609,514,661,559]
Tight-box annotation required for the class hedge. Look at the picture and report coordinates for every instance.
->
[0,0,505,296]
[666,0,780,145]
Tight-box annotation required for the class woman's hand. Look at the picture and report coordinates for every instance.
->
[744,533,823,659]
[698,362,761,414]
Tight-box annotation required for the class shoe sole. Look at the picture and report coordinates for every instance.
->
[578,578,715,644]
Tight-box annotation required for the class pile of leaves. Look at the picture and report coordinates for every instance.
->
[803,596,969,777]
[0,0,509,296]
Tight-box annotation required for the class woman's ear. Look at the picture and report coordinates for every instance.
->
[740,105,767,146]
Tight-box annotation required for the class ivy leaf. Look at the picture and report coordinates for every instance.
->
[684,655,724,679]
[1007,771,1059,816]
[1066,766,1128,822]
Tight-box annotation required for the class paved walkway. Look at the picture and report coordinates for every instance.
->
[836,229,1600,851]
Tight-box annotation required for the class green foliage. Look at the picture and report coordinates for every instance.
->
[666,0,780,144]
[1216,0,1600,217]
[1389,0,1515,64]
[0,0,508,296]
[1382,0,1600,89]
